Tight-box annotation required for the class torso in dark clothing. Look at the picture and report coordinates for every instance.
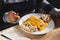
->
[0,0,43,31]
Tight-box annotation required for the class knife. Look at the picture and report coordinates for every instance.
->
[1,34,12,40]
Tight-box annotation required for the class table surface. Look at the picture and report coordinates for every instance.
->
[0,27,30,40]
[0,18,60,40]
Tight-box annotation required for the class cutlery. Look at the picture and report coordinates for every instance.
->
[1,34,12,40]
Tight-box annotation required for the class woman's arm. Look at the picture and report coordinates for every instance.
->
[40,0,59,18]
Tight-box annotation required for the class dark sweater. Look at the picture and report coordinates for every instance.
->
[0,0,56,31]
[0,0,43,31]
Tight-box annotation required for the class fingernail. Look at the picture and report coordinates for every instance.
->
[13,13,17,15]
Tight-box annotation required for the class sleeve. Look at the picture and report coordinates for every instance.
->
[42,0,54,13]
[42,0,58,18]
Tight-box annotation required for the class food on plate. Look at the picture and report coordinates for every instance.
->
[41,14,51,23]
[21,21,38,32]
[26,16,48,30]
[21,15,49,32]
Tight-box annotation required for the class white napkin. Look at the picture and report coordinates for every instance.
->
[0,27,30,40]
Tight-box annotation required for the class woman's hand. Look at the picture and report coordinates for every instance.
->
[8,11,20,23]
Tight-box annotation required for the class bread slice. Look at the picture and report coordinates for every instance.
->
[41,14,51,23]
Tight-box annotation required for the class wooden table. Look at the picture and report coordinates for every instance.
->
[15,18,60,40]
[0,18,60,40]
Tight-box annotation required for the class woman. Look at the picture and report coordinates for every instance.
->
[0,0,59,30]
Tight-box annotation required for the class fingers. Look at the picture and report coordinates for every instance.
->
[11,11,20,19]
[14,15,20,20]
[8,11,20,23]
[9,11,19,15]
[16,13,19,15]
[9,11,17,14]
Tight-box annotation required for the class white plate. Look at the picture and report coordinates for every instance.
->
[19,13,55,35]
